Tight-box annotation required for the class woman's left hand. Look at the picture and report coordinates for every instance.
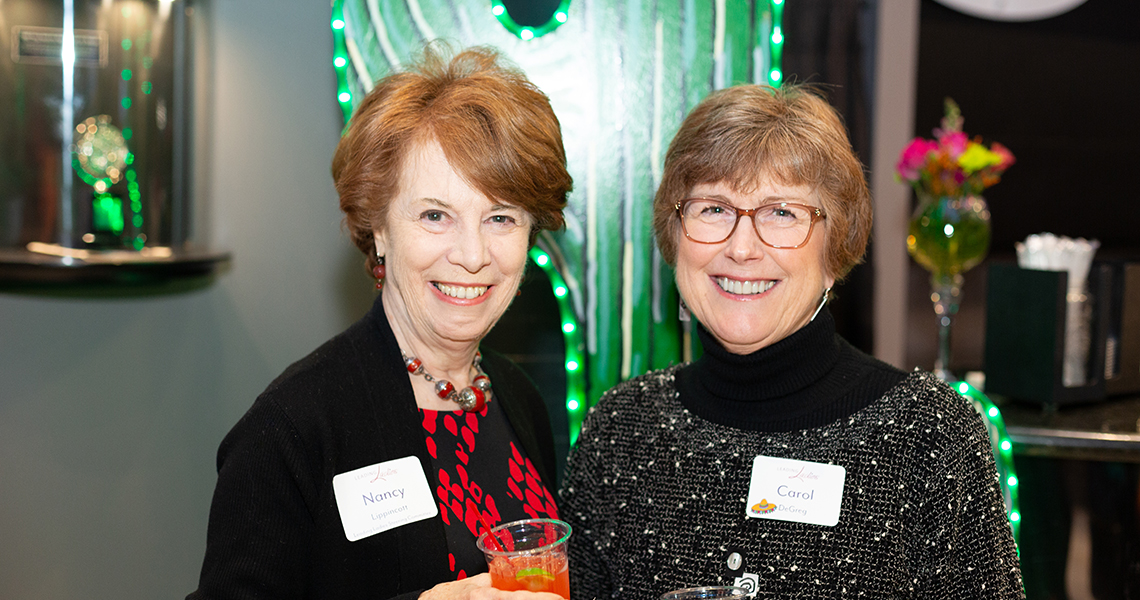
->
[419,573,567,600]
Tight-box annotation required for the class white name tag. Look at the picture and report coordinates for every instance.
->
[332,455,437,542]
[745,455,845,527]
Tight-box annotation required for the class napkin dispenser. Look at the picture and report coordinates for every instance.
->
[984,262,1111,405]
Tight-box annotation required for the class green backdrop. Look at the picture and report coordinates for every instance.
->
[330,0,781,440]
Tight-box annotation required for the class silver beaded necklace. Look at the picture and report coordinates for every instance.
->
[401,350,493,412]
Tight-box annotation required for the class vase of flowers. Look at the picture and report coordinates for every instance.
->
[897,99,1015,381]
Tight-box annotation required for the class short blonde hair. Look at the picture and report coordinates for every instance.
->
[653,84,872,281]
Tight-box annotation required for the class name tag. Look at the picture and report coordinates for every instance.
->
[332,456,437,542]
[745,455,845,527]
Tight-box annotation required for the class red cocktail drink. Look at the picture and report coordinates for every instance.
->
[476,518,572,599]
[488,553,570,597]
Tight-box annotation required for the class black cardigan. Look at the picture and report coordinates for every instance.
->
[189,296,557,600]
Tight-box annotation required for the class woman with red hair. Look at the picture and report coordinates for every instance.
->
[190,45,572,600]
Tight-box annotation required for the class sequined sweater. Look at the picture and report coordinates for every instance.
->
[559,310,1023,600]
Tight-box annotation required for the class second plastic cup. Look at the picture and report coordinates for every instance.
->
[660,586,752,600]
[476,518,572,598]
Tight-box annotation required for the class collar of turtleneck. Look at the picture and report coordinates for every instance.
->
[676,307,906,432]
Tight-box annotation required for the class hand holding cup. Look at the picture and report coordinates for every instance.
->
[476,518,572,599]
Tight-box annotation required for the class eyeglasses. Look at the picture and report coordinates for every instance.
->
[675,198,826,249]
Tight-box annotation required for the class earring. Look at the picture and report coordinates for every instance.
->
[678,297,691,322]
[372,255,385,290]
[810,287,832,321]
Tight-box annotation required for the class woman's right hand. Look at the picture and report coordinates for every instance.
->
[419,573,567,600]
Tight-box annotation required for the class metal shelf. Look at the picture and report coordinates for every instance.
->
[0,244,230,286]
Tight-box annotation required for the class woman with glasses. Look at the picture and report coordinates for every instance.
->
[559,85,1022,599]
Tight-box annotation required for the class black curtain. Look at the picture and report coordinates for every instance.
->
[782,0,878,353]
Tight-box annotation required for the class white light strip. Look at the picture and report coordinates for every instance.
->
[366,0,402,70]
[585,136,598,356]
[27,241,174,260]
[650,18,665,325]
[713,0,726,89]
[406,0,438,43]
[345,36,374,91]
[620,45,634,378]
[621,241,633,379]
[651,17,664,188]
[453,3,477,41]
[60,0,75,242]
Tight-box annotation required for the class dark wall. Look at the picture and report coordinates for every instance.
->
[482,260,569,485]
[783,0,878,352]
[906,0,1140,374]
[917,0,1140,256]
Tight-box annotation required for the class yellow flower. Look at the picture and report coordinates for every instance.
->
[957,142,1002,174]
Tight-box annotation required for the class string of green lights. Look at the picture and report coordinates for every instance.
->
[527,246,588,444]
[490,1,571,40]
[121,55,144,248]
[330,6,352,123]
[954,379,1023,546]
[768,0,785,85]
[85,11,151,250]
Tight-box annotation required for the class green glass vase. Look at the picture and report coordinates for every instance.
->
[906,192,991,381]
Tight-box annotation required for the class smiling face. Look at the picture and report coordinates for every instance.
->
[675,179,834,355]
[374,138,532,356]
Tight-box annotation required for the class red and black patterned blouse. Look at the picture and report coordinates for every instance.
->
[420,395,558,580]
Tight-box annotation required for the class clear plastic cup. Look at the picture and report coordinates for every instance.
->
[476,518,572,599]
[660,586,752,600]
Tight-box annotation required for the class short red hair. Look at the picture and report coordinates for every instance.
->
[332,44,572,270]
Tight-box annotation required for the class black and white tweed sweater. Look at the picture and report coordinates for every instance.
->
[560,325,1023,599]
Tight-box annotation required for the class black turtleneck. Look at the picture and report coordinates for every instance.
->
[676,307,906,432]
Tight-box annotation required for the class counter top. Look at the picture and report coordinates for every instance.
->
[995,394,1140,462]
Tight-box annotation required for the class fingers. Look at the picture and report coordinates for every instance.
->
[422,573,493,600]
[424,573,568,600]
[466,573,493,586]
[504,592,565,600]
[466,582,566,600]
[480,590,565,600]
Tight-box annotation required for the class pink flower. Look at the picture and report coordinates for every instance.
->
[897,99,1014,197]
[939,131,968,158]
[990,142,1016,171]
[896,138,938,181]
